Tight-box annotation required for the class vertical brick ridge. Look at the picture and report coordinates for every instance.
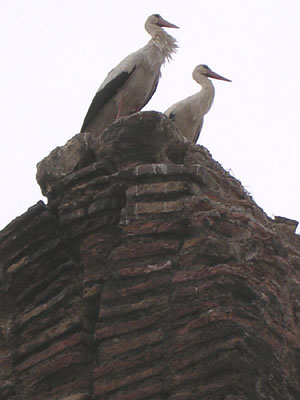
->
[52,164,128,400]
[92,163,194,399]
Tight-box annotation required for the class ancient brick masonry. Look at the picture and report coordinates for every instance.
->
[0,111,300,399]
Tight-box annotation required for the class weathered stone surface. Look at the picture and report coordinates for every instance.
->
[36,111,188,198]
[36,133,95,196]
[1,112,300,399]
[93,111,188,168]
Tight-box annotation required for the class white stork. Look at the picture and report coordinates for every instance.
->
[165,64,231,143]
[80,14,179,135]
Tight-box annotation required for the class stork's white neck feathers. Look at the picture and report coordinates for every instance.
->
[190,72,216,117]
[193,70,214,90]
[149,30,178,62]
[145,22,178,64]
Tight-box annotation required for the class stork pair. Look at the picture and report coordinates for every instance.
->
[81,14,231,143]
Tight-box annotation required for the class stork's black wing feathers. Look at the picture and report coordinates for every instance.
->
[80,66,136,132]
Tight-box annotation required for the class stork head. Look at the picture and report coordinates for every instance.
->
[193,64,231,82]
[145,14,179,35]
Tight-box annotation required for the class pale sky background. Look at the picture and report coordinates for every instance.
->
[1,0,299,232]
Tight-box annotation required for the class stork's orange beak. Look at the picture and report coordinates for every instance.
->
[207,70,231,82]
[157,17,179,29]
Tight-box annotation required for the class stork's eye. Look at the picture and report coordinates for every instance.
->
[153,14,161,18]
[202,64,209,69]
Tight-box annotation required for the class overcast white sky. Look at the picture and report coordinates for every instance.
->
[1,0,299,232]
